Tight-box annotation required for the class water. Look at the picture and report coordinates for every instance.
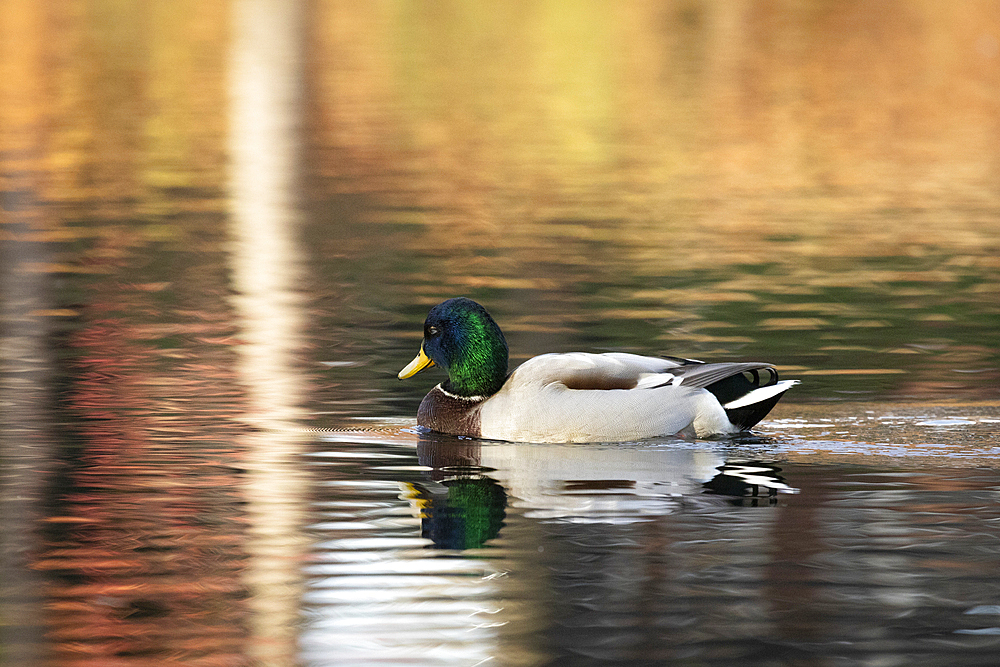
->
[303,429,1000,666]
[2,2,1000,666]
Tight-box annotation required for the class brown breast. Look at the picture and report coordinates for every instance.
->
[416,385,483,437]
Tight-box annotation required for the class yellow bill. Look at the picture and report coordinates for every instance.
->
[398,345,435,379]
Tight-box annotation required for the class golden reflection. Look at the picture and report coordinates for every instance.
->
[3,2,267,665]
[0,2,55,663]
[302,2,1000,401]
[0,0,45,191]
[307,1,1000,277]
[228,1,309,665]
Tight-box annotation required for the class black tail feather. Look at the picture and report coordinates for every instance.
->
[703,367,787,430]
[724,392,786,430]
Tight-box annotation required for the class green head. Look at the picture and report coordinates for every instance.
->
[398,297,509,397]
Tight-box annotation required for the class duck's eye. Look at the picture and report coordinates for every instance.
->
[426,326,439,337]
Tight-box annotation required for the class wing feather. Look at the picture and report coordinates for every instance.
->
[653,362,778,389]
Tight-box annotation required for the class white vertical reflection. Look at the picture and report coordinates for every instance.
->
[227,1,308,665]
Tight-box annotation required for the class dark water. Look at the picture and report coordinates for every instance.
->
[303,429,1000,667]
[3,2,1000,666]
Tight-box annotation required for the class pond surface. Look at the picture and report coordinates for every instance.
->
[2,2,1000,666]
[302,425,1000,667]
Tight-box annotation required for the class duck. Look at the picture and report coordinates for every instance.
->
[398,297,797,443]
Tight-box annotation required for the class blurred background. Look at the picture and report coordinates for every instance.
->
[2,1,1000,665]
[4,0,1000,408]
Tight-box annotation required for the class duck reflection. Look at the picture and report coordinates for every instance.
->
[406,432,797,549]
[401,473,507,551]
[703,462,797,506]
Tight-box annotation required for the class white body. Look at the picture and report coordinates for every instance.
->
[477,352,756,443]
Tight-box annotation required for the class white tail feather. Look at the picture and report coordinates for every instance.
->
[723,380,799,410]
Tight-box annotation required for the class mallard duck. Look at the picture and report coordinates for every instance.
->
[398,297,797,443]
